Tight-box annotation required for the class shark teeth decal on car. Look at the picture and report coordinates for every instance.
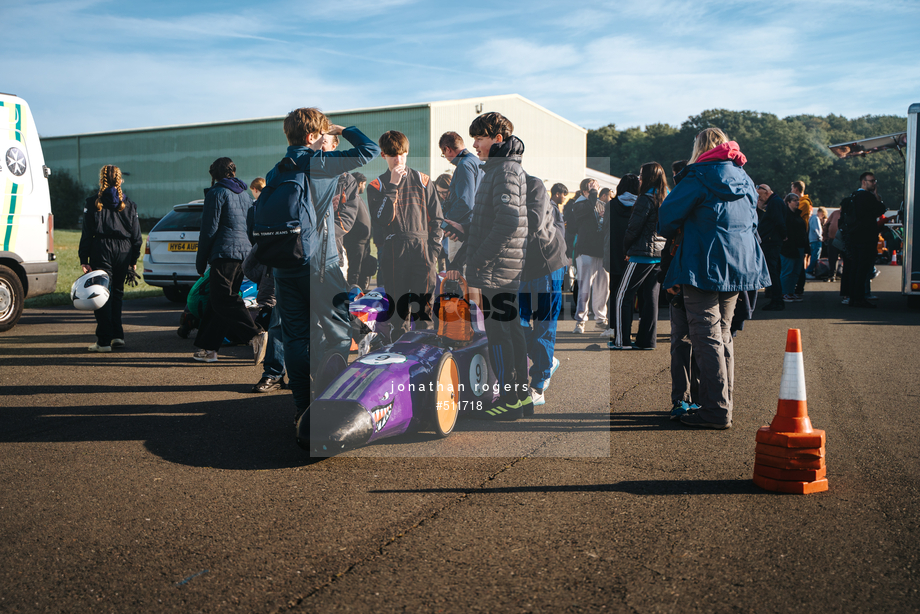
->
[370,400,394,432]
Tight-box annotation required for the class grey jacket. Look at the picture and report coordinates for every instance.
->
[623,191,665,259]
[464,136,528,291]
[197,178,253,274]
[522,173,567,282]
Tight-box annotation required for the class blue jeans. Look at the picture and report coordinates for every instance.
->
[805,241,823,275]
[274,265,350,411]
[262,304,285,379]
[781,248,804,296]
[519,267,563,389]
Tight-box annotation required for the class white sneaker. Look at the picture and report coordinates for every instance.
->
[600,327,615,337]
[573,322,585,334]
[544,357,560,391]
[88,343,112,353]
[111,338,125,347]
[532,389,546,406]
[193,349,218,363]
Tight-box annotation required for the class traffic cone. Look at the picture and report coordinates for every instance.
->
[890,250,898,265]
[753,329,828,494]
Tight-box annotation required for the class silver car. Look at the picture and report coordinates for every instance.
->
[143,200,203,302]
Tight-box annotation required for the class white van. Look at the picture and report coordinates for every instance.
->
[0,92,57,331]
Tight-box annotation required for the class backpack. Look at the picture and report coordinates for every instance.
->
[251,157,322,268]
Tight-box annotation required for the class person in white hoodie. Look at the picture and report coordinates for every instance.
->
[601,174,640,339]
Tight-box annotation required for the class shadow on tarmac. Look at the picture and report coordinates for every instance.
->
[370,478,762,496]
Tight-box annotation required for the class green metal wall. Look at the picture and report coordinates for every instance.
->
[41,106,432,220]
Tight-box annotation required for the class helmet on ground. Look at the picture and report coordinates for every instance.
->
[71,270,111,311]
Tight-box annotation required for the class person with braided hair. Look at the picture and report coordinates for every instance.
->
[78,165,143,352]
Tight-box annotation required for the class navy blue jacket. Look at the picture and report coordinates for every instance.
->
[197,178,253,275]
[658,160,770,292]
[758,193,787,247]
[442,149,483,226]
[267,127,380,278]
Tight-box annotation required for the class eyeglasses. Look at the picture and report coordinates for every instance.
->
[866,178,878,183]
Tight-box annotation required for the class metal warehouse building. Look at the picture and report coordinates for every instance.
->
[41,94,595,220]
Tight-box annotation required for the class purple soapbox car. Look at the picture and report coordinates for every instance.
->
[299,276,497,455]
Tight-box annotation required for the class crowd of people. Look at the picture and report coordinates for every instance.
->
[76,110,890,431]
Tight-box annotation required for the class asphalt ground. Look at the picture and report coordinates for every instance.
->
[1,267,918,613]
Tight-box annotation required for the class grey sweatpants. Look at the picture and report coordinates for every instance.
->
[682,286,738,426]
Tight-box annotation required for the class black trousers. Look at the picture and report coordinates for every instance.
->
[482,290,529,403]
[194,259,261,351]
[761,243,783,305]
[613,262,661,348]
[843,243,876,302]
[93,261,129,346]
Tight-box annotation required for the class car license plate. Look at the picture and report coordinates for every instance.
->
[168,242,198,252]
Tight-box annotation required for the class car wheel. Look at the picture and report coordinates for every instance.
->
[0,265,25,332]
[429,352,460,438]
[163,285,190,303]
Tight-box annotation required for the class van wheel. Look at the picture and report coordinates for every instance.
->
[163,285,189,303]
[0,265,25,332]
[428,352,460,438]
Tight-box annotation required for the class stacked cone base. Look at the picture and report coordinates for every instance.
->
[754,463,826,482]
[753,473,828,494]
[755,426,825,448]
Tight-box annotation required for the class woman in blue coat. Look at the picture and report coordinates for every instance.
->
[658,128,770,429]
[193,157,267,363]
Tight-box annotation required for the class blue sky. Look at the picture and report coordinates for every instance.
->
[5,0,920,137]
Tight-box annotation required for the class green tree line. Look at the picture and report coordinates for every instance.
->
[587,109,907,209]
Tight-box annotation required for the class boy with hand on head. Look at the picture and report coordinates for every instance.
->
[261,107,379,419]
[367,130,444,341]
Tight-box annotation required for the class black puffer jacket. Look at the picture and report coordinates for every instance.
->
[522,173,567,282]
[197,178,253,275]
[623,191,665,258]
[602,193,637,275]
[79,188,143,270]
[567,191,606,258]
[464,136,528,291]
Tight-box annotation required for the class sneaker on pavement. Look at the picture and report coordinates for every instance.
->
[866,294,879,301]
[594,320,608,330]
[482,398,523,421]
[88,343,112,353]
[680,411,731,430]
[251,331,268,365]
[600,327,615,337]
[669,400,691,421]
[783,294,796,302]
[841,297,850,305]
[544,357,561,391]
[193,349,218,363]
[111,338,125,347]
[532,388,546,407]
[792,294,804,302]
[573,322,586,334]
[805,273,816,280]
[251,376,284,393]
[608,339,632,350]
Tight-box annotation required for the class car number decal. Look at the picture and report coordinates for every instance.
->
[357,352,407,365]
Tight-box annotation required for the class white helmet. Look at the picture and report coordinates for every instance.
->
[71,270,111,311]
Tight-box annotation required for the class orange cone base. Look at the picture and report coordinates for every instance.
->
[755,442,825,459]
[756,426,825,448]
[754,473,828,494]
[755,452,825,471]
[754,463,827,482]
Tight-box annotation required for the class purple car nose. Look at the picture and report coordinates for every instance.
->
[299,400,375,454]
